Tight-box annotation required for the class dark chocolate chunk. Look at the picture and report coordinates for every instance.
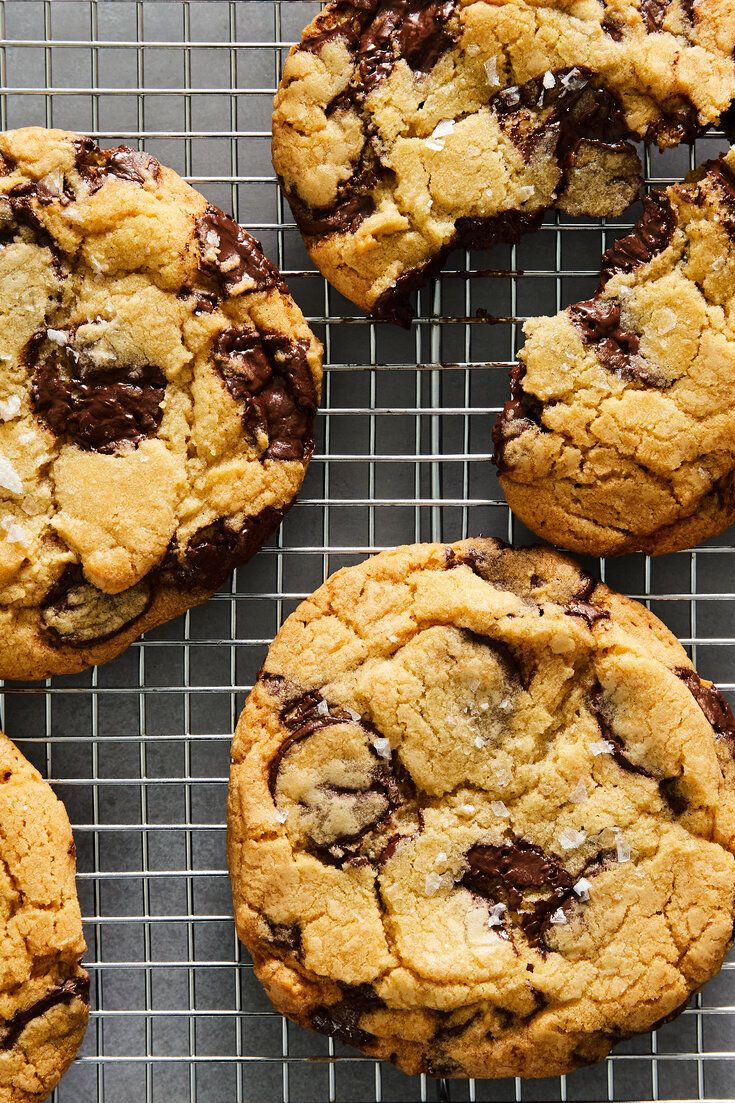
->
[268,689,363,794]
[645,96,701,145]
[0,188,64,264]
[601,14,624,40]
[176,286,219,314]
[658,776,689,816]
[311,984,384,1050]
[599,192,676,286]
[492,67,632,186]
[263,917,303,953]
[706,159,735,241]
[0,975,89,1051]
[568,297,665,385]
[41,564,152,648]
[300,0,381,56]
[462,840,576,947]
[212,326,317,461]
[357,0,457,92]
[74,136,160,192]
[566,602,610,627]
[371,252,448,326]
[195,206,283,295]
[170,507,285,592]
[29,338,166,453]
[675,667,735,745]
[492,363,546,472]
[589,684,653,777]
[640,0,669,33]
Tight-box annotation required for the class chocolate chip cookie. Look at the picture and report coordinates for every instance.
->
[0,127,322,679]
[0,731,88,1099]
[494,148,735,557]
[228,538,735,1079]
[272,0,735,322]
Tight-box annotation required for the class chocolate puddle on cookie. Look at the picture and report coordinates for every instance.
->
[29,332,166,453]
[212,326,317,460]
[41,565,152,648]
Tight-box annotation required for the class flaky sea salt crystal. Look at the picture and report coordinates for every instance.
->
[494,766,511,786]
[574,877,591,901]
[45,328,69,345]
[517,185,535,202]
[479,702,490,712]
[0,456,22,495]
[490,800,510,818]
[372,736,391,760]
[41,168,65,195]
[569,778,588,804]
[550,908,568,925]
[656,308,677,335]
[542,70,555,89]
[435,851,447,865]
[614,829,631,863]
[388,634,398,643]
[589,739,614,756]
[316,698,329,715]
[499,698,512,711]
[484,56,501,86]
[424,872,444,896]
[346,707,361,721]
[503,88,520,106]
[2,521,29,546]
[425,118,456,151]
[0,395,21,422]
[459,803,476,816]
[467,677,480,692]
[466,42,480,56]
[274,808,288,824]
[487,902,507,927]
[206,229,220,247]
[559,827,586,850]
[474,735,486,749]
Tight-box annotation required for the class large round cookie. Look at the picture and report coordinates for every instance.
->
[273,0,735,321]
[494,148,735,556]
[0,127,322,680]
[0,731,88,1100]
[229,538,735,1079]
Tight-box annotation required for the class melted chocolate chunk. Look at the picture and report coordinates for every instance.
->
[267,689,364,794]
[171,507,285,592]
[263,917,303,953]
[212,327,317,461]
[29,339,166,453]
[599,192,676,286]
[462,840,575,947]
[195,206,282,295]
[287,144,382,240]
[646,97,701,145]
[566,602,610,627]
[74,136,160,192]
[41,564,152,648]
[569,297,664,384]
[311,984,384,1050]
[357,0,457,92]
[601,14,625,40]
[0,188,64,263]
[640,0,669,32]
[492,67,632,184]
[492,363,546,472]
[589,684,653,777]
[300,0,381,55]
[675,667,735,745]
[706,160,735,241]
[658,776,689,816]
[176,286,219,314]
[1,975,89,1051]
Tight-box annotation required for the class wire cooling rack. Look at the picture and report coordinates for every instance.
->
[0,2,734,1101]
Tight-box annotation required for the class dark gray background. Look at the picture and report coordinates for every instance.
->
[0,2,733,1100]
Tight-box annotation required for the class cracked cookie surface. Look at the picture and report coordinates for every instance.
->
[228,538,735,1079]
[0,127,322,679]
[494,147,735,556]
[272,0,735,321]
[0,731,88,1102]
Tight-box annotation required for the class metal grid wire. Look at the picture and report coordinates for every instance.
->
[0,1,734,1100]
